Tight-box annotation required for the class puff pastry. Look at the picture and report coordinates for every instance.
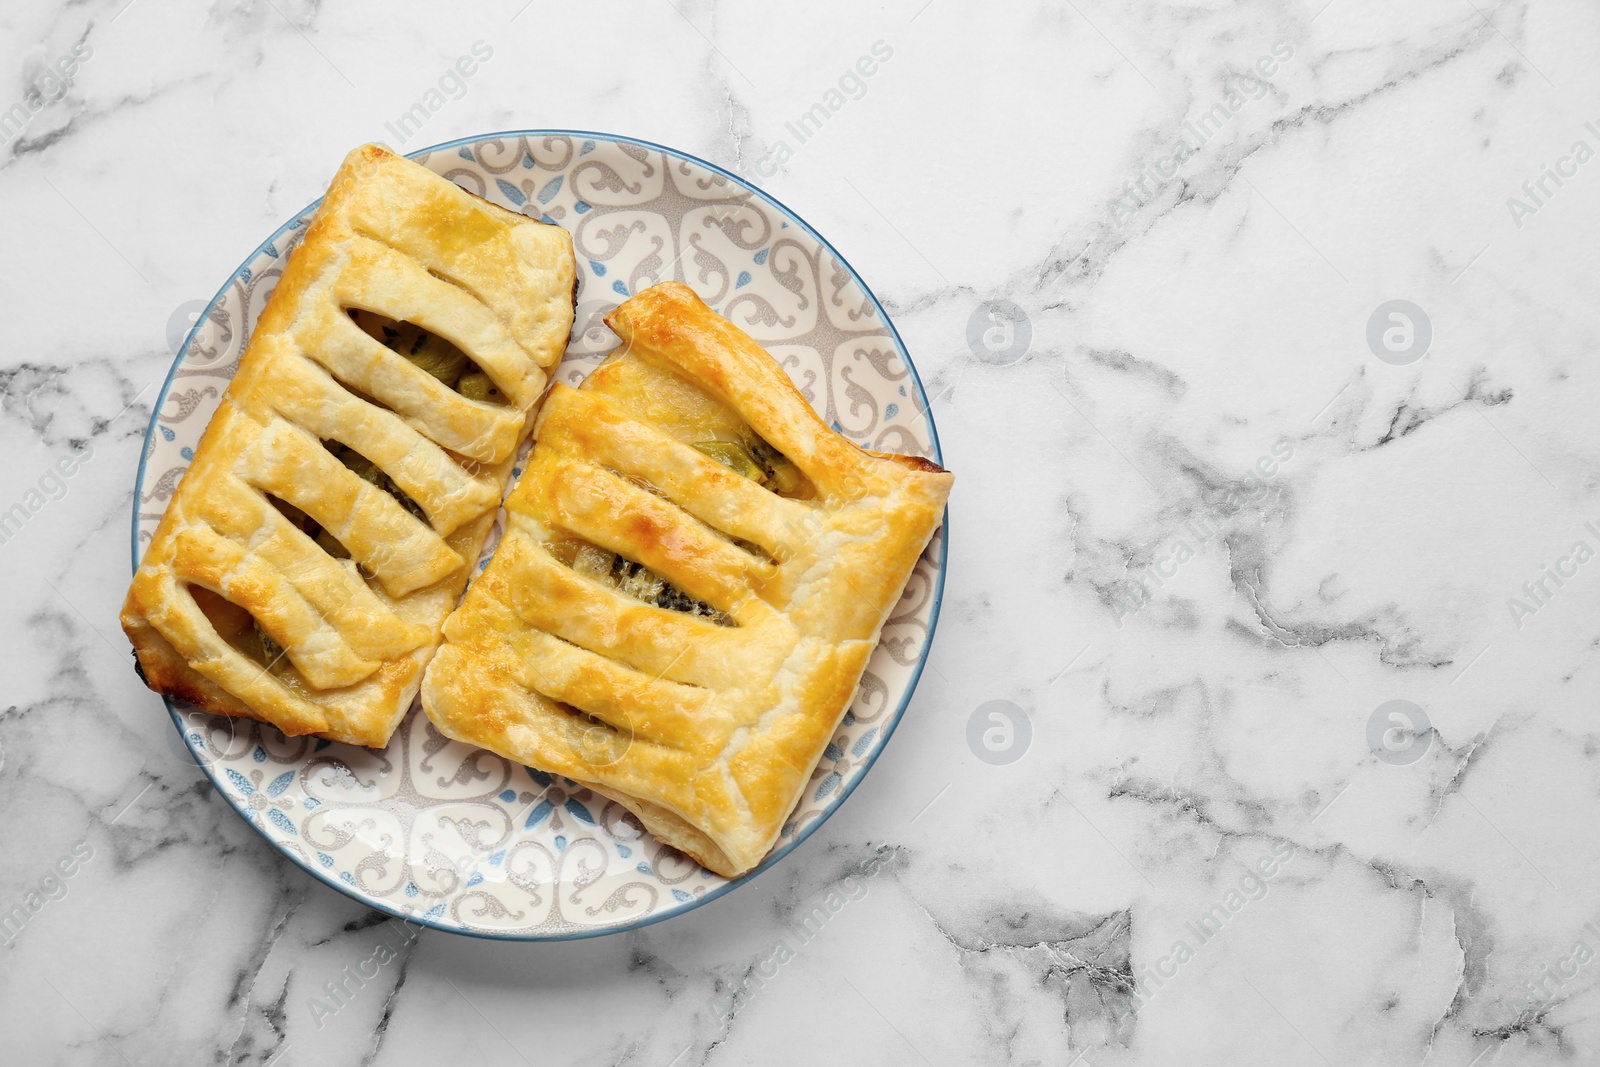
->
[421,281,951,876]
[122,144,576,747]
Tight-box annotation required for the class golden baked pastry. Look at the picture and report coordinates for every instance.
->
[420,281,951,876]
[122,144,576,747]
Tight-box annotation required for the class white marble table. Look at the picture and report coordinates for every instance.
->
[3,0,1599,1063]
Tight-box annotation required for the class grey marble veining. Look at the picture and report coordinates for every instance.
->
[4,0,1600,1063]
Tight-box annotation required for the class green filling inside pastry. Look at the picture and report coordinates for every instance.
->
[565,540,734,626]
[693,436,805,496]
[186,584,290,674]
[326,442,428,523]
[248,621,284,668]
[347,308,504,404]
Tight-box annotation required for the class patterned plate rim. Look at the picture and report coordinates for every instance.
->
[128,129,948,941]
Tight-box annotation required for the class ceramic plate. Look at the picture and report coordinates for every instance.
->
[131,131,946,940]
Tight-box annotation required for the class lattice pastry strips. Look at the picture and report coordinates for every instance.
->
[420,281,952,876]
[122,144,576,746]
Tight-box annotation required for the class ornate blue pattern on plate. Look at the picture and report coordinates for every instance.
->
[130,131,946,940]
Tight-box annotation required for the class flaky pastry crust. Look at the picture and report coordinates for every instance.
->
[421,282,951,875]
[122,144,575,746]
